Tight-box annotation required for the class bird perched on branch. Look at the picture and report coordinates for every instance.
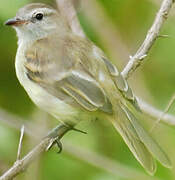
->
[5,3,171,175]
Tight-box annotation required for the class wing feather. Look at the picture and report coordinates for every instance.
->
[121,105,172,168]
[101,57,141,111]
[61,84,97,111]
[110,104,156,175]
[64,74,105,107]
[25,37,112,113]
[24,35,171,174]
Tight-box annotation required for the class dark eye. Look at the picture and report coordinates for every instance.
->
[35,13,43,20]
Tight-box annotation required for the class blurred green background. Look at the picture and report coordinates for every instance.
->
[0,0,175,179]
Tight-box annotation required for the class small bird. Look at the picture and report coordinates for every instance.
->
[5,3,171,174]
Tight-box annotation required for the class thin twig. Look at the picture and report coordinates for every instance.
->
[0,109,156,180]
[138,98,175,126]
[0,0,174,179]
[0,121,155,180]
[16,125,25,161]
[0,124,70,180]
[0,106,173,179]
[150,94,175,131]
[122,0,174,79]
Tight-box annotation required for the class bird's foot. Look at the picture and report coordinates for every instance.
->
[46,124,70,153]
[45,124,87,153]
[46,136,62,153]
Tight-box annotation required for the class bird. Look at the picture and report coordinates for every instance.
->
[5,3,171,175]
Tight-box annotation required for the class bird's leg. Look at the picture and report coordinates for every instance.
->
[46,136,63,153]
[46,124,87,153]
[46,124,71,153]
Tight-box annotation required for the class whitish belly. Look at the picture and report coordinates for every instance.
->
[15,52,78,125]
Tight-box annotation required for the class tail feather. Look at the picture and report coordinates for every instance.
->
[109,103,171,175]
[101,55,171,173]
[121,104,172,168]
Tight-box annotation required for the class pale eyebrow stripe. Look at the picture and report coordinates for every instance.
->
[30,8,56,18]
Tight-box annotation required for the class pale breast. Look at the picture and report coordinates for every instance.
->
[15,43,79,124]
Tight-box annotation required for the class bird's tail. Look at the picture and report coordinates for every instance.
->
[108,102,171,175]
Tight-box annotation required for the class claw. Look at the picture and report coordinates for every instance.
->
[45,124,86,153]
[45,124,71,153]
[56,139,62,153]
[72,127,87,134]
[46,137,63,153]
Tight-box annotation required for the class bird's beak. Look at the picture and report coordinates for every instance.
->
[5,17,27,26]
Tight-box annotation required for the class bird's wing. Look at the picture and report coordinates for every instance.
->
[110,103,171,174]
[57,69,112,112]
[101,56,141,111]
[25,35,171,174]
[93,46,171,173]
[110,103,157,175]
[24,35,112,113]
[121,104,172,169]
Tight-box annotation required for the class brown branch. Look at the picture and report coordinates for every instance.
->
[138,98,175,126]
[0,124,70,180]
[121,0,174,79]
[16,125,25,161]
[0,110,156,180]
[0,0,174,179]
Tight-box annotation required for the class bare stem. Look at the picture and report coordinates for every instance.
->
[138,98,175,126]
[122,0,174,79]
[0,121,155,180]
[0,124,70,180]
[16,125,25,161]
[0,0,174,179]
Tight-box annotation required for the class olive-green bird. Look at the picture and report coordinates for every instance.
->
[5,3,171,175]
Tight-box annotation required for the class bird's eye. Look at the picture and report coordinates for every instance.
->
[35,13,43,20]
